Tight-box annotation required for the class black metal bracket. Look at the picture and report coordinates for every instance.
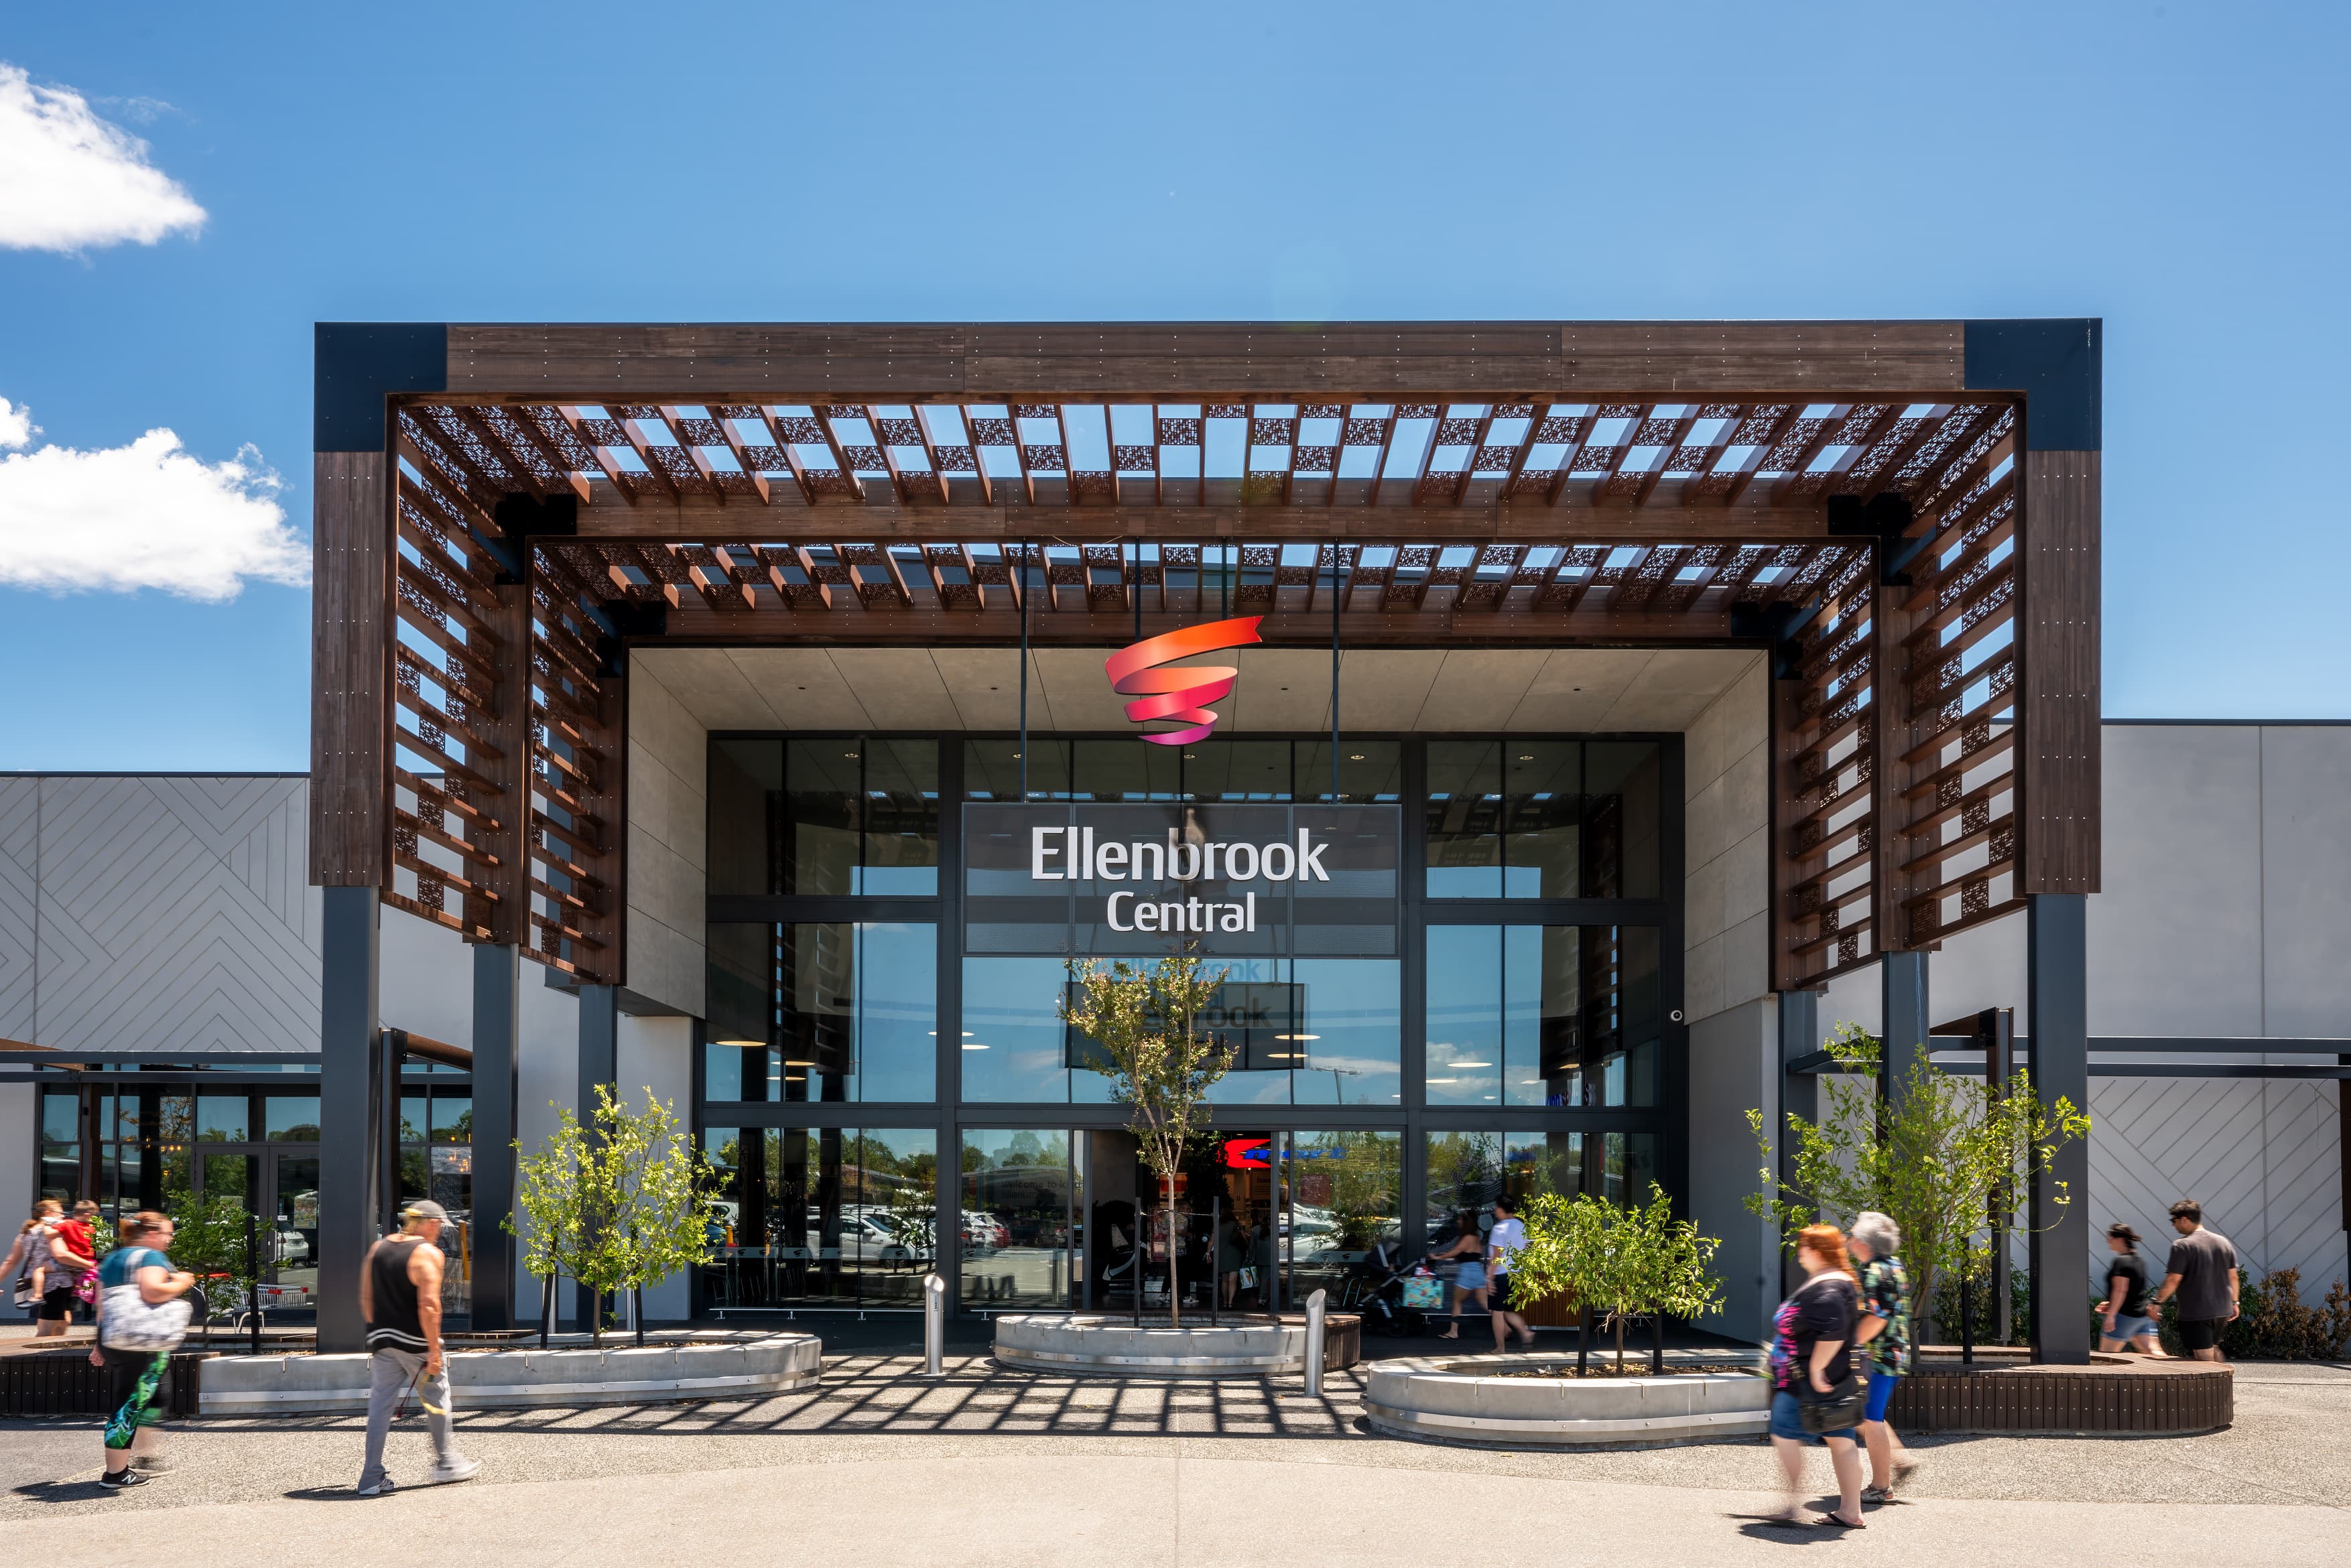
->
[487,493,579,585]
[1827,493,1921,586]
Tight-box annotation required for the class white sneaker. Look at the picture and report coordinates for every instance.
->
[424,1455,481,1486]
[355,1476,397,1497]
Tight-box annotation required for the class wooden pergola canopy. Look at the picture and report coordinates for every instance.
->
[310,320,2100,993]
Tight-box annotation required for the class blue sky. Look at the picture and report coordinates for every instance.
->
[1,1,2345,769]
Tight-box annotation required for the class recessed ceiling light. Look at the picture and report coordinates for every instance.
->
[962,1042,991,1051]
[1518,755,1534,761]
[1348,753,1364,761]
[1449,1060,1492,1068]
[1273,1033,1321,1041]
[783,1059,818,1067]
[843,751,859,759]
[711,1038,765,1049]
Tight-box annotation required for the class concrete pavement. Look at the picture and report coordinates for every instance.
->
[3,1354,2342,1565]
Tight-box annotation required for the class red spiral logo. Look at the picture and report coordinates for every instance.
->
[1102,616,1266,746]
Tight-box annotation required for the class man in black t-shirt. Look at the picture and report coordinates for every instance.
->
[2151,1200,2238,1361]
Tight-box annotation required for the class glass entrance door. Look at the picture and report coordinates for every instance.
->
[1087,1129,1279,1316]
[267,1152,322,1311]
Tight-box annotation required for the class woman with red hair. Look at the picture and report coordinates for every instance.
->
[1765,1224,1867,1528]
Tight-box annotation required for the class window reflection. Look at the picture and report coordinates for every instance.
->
[1425,925,1659,1107]
[706,922,937,1102]
[1425,741,1502,897]
[1287,1128,1401,1303]
[960,1130,1073,1309]
[702,1127,940,1310]
[706,738,938,895]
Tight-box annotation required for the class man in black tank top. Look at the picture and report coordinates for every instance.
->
[355,1201,480,1496]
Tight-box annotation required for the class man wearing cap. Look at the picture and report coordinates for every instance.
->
[355,1201,480,1495]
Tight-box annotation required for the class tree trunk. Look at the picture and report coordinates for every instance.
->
[1165,1173,1180,1328]
[591,1289,603,1346]
[1614,1314,1627,1372]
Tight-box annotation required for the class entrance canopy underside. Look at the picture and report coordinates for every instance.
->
[311,320,2098,998]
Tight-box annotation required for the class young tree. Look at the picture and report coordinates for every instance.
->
[1060,952,1232,1326]
[1745,1021,2092,1358]
[1511,1183,1724,1372]
[508,1085,726,1345]
[164,1193,259,1344]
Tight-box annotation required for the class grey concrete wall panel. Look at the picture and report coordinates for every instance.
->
[2259,726,2351,1039]
[1687,996,1778,1342]
[625,654,708,1018]
[1926,910,2026,1032]
[27,777,321,1053]
[2086,727,2262,1037]
[1681,654,1769,1025]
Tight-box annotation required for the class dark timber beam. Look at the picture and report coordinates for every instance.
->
[1966,319,2101,898]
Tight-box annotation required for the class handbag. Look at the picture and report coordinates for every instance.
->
[1401,1272,1444,1311]
[1798,1374,1868,1434]
[98,1250,192,1354]
[1238,1266,1260,1291]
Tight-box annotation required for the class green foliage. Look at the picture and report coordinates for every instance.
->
[1510,1183,1724,1370]
[2151,1268,2351,1360]
[166,1192,260,1332]
[1059,952,1232,1323]
[1746,1020,2089,1356]
[507,1085,725,1343]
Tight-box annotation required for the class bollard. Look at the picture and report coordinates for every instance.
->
[923,1272,946,1375]
[1303,1288,1328,1398]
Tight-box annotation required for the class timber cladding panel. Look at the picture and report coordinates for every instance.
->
[1886,1360,2230,1434]
[310,451,389,887]
[444,320,1966,399]
[2021,450,2102,894]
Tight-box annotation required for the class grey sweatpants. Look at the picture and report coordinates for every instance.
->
[359,1346,454,1486]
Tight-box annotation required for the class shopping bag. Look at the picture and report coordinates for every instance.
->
[1401,1273,1444,1311]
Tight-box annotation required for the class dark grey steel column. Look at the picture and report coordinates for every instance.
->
[2027,893,2091,1364]
[573,984,619,1327]
[318,887,381,1352]
[1880,951,1930,1104]
[1776,987,1819,1297]
[470,943,521,1329]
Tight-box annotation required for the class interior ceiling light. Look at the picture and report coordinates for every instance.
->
[843,751,859,759]
[1273,1033,1321,1041]
[962,1041,991,1050]
[1426,1077,1460,1084]
[712,1038,765,1048]
[1518,755,1534,761]
[783,1059,818,1067]
[1448,1060,1492,1068]
[1348,753,1365,761]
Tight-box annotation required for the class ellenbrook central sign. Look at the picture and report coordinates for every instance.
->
[964,802,1399,958]
[1029,822,1331,934]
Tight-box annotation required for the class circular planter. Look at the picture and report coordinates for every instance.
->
[993,1313,1360,1378]
[1363,1350,1769,1449]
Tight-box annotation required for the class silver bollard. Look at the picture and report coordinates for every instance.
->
[1303,1287,1328,1397]
[923,1272,946,1376]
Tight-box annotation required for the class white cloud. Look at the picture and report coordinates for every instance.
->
[0,403,306,601]
[0,64,206,251]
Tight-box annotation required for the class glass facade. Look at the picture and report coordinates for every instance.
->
[701,730,1679,1314]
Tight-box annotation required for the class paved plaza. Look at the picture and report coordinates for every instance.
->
[3,1335,2344,1566]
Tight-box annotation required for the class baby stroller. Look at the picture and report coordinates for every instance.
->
[1341,1240,1429,1337]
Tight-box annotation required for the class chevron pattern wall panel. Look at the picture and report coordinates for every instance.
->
[0,779,36,1042]
[2088,1075,2348,1290]
[1,776,320,1055]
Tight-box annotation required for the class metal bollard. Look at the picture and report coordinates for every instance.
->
[923,1272,946,1375]
[1303,1288,1328,1397]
